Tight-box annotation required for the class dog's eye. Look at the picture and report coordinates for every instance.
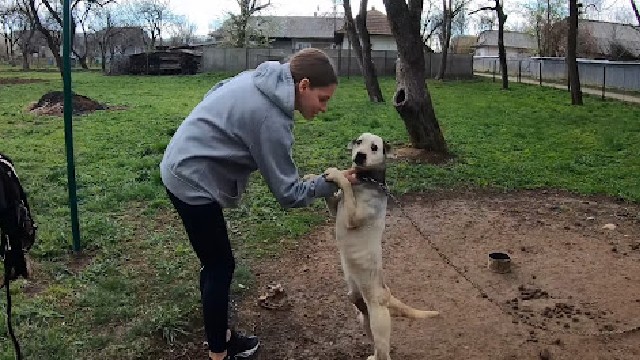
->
[355,140,362,145]
[371,144,378,152]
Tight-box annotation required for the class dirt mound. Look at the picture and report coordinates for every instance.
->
[28,91,107,116]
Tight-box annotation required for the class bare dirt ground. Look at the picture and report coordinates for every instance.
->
[168,188,639,360]
[0,78,48,85]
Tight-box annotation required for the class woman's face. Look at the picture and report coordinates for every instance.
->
[295,78,337,120]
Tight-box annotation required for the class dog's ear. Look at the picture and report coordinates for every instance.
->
[383,141,392,155]
[347,139,356,150]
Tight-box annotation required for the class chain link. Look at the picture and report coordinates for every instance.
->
[366,180,640,338]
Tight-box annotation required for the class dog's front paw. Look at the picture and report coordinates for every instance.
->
[323,167,347,184]
[302,173,317,181]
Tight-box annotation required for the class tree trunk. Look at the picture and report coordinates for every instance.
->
[22,52,30,70]
[78,55,88,69]
[343,1,365,76]
[355,0,384,102]
[567,0,582,105]
[436,0,451,80]
[496,0,508,89]
[383,0,447,152]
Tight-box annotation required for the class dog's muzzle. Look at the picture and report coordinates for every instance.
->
[354,152,366,166]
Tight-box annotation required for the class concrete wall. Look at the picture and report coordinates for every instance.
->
[473,56,640,91]
[201,47,474,79]
[341,36,398,51]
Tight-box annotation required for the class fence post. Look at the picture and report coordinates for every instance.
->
[384,50,388,76]
[347,43,351,79]
[337,46,342,76]
[539,62,542,86]
[518,60,521,83]
[492,60,496,82]
[602,65,606,101]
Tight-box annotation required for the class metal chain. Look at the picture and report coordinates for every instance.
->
[368,180,640,338]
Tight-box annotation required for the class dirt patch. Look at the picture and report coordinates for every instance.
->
[391,146,455,165]
[159,188,640,360]
[0,78,49,85]
[26,91,124,116]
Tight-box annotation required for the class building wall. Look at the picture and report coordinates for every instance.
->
[475,46,535,60]
[341,35,397,51]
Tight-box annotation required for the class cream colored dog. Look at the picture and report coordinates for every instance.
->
[320,132,439,360]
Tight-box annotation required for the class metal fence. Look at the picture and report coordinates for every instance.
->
[201,47,474,79]
[474,56,640,99]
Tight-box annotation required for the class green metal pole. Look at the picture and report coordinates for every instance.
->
[63,0,81,252]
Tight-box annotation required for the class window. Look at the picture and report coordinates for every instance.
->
[295,42,311,50]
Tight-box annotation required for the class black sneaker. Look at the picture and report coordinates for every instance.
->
[226,330,260,358]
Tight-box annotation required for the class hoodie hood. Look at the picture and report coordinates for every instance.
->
[252,61,295,117]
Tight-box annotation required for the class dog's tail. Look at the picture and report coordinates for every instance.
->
[388,294,439,319]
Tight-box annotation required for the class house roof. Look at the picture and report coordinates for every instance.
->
[475,30,537,50]
[253,15,344,39]
[450,35,478,51]
[578,19,640,56]
[335,8,393,36]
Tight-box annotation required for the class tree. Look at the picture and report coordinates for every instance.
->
[421,1,443,51]
[127,0,171,50]
[382,0,447,152]
[217,0,271,48]
[14,0,38,70]
[28,0,116,74]
[471,1,508,90]
[567,0,582,105]
[632,0,640,26]
[521,0,567,56]
[166,14,197,46]
[436,0,468,80]
[343,0,384,102]
[1,1,22,64]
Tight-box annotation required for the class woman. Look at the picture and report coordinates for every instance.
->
[160,48,356,360]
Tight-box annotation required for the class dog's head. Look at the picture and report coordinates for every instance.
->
[347,132,391,169]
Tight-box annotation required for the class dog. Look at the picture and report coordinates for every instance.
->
[320,132,439,360]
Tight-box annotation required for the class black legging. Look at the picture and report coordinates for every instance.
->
[166,188,235,353]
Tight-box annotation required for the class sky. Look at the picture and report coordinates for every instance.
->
[167,0,631,37]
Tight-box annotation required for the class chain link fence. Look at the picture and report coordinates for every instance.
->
[474,56,640,103]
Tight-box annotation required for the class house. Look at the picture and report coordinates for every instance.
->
[210,14,343,50]
[254,15,343,50]
[473,30,537,59]
[576,19,640,59]
[450,35,477,54]
[335,7,397,51]
[210,7,397,51]
[89,26,149,61]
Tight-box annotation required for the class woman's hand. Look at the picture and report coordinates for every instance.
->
[342,168,358,184]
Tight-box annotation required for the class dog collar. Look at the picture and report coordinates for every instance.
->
[359,176,391,197]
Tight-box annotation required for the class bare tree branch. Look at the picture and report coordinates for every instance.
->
[632,0,640,26]
[469,6,496,16]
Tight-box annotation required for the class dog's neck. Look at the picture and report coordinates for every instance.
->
[355,165,386,188]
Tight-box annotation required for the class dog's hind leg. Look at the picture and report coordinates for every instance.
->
[348,286,372,339]
[361,286,392,360]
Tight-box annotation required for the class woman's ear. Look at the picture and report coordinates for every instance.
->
[298,78,310,92]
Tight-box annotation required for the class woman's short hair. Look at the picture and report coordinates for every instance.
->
[288,48,338,88]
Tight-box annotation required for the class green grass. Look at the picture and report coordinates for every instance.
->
[0,69,639,359]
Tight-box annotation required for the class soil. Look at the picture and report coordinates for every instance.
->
[26,91,121,116]
[391,146,455,165]
[0,78,48,85]
[160,188,640,360]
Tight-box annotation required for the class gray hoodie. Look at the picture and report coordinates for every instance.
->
[160,61,338,208]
